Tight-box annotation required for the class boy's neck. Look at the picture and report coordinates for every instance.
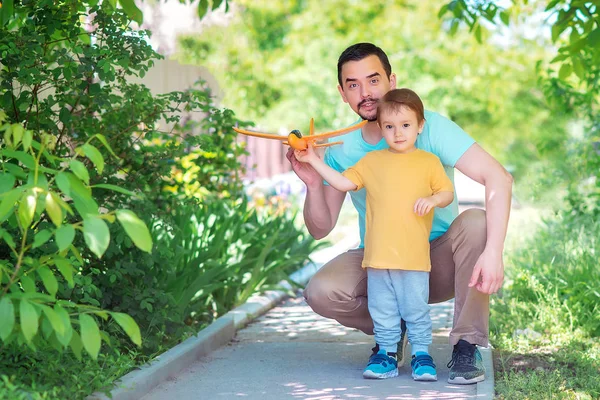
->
[362,120,383,145]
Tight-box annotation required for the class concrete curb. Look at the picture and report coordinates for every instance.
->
[477,346,495,399]
[88,236,358,400]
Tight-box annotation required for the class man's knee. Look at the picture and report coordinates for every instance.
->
[456,208,487,249]
[303,275,334,315]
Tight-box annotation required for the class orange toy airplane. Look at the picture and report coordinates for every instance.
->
[233,118,367,151]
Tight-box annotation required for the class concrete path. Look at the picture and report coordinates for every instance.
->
[142,296,487,400]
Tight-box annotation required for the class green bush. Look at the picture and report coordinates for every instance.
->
[492,213,600,339]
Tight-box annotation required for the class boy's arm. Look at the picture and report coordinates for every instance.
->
[430,191,453,208]
[295,147,357,192]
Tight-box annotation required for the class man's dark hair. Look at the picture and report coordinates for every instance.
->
[337,43,392,87]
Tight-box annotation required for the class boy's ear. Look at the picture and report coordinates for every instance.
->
[418,119,425,134]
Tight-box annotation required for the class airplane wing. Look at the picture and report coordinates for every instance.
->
[232,127,288,141]
[307,119,367,142]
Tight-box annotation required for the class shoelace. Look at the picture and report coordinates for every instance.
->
[368,353,396,366]
[447,347,475,368]
[412,354,436,368]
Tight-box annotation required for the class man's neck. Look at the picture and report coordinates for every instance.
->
[362,120,383,145]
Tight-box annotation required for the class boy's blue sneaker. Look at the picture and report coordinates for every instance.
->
[363,349,398,379]
[370,319,408,367]
[411,352,438,381]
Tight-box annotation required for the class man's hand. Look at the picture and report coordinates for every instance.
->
[468,248,504,294]
[286,146,322,188]
[414,196,437,216]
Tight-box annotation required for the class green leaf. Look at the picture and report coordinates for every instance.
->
[212,0,223,10]
[474,24,482,43]
[54,257,75,288]
[116,210,152,253]
[22,130,33,152]
[32,229,53,249]
[55,172,71,197]
[2,149,35,168]
[91,184,136,196]
[17,190,37,230]
[37,266,58,297]
[588,28,600,47]
[0,297,15,341]
[20,275,36,293]
[11,124,24,148]
[0,0,14,26]
[20,299,39,342]
[83,217,110,258]
[92,134,118,158]
[79,314,101,359]
[40,304,65,336]
[0,173,16,194]
[69,160,90,185]
[558,62,572,80]
[111,312,141,346]
[70,330,83,360]
[54,304,73,347]
[82,144,104,174]
[499,10,509,25]
[572,56,585,79]
[45,192,63,227]
[56,225,75,252]
[119,0,143,24]
[198,0,209,19]
[0,229,16,248]
[59,107,72,124]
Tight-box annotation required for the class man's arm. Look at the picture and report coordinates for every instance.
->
[455,143,513,294]
[286,148,346,240]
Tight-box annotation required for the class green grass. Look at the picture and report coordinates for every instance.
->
[491,204,600,399]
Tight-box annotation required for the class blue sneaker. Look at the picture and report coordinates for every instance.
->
[363,349,398,379]
[411,352,438,381]
[369,319,408,367]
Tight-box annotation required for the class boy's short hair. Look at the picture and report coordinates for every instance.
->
[377,88,425,122]
[337,43,392,87]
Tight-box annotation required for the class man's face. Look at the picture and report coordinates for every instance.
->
[337,55,396,121]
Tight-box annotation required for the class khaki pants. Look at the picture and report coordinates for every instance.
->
[303,208,490,347]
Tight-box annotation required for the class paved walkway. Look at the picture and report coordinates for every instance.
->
[142,295,487,400]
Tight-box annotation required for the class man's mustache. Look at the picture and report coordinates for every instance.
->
[358,98,378,108]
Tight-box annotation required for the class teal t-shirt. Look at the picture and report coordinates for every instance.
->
[324,110,475,248]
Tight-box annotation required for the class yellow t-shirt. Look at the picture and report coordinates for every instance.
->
[342,149,454,272]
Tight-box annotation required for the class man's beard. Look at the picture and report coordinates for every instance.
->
[357,98,378,121]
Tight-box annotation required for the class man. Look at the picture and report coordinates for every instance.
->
[285,43,513,384]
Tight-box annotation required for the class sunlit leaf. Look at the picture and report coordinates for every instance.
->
[0,297,15,341]
[79,314,101,359]
[83,217,110,258]
[111,312,141,346]
[20,299,39,342]
[116,210,152,252]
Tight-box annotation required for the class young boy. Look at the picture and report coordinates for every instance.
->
[295,88,454,381]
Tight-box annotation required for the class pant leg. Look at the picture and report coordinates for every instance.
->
[390,270,431,354]
[303,248,373,334]
[429,208,489,346]
[367,268,401,353]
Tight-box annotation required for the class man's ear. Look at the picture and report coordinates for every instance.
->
[337,85,349,104]
[389,73,397,90]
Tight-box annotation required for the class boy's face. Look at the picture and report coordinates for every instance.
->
[337,55,396,121]
[379,106,424,154]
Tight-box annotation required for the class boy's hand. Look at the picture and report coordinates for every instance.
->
[414,196,437,216]
[294,143,318,164]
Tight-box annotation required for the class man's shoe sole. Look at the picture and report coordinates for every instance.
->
[363,369,399,379]
[447,375,485,385]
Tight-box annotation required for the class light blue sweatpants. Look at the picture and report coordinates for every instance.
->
[367,268,432,355]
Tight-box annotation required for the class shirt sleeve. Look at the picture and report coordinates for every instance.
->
[430,156,454,195]
[426,112,476,167]
[342,159,366,191]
